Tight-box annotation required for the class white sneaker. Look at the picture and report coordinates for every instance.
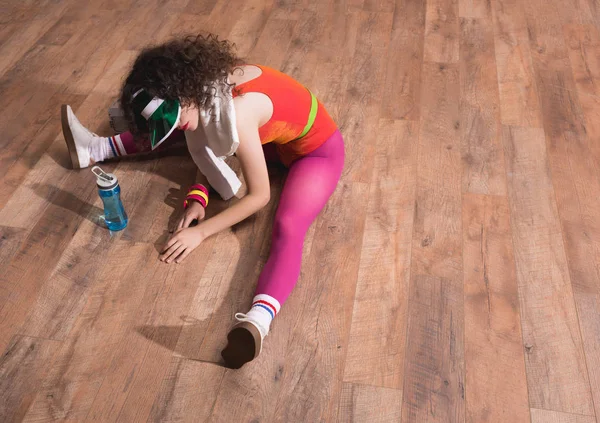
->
[61,104,100,169]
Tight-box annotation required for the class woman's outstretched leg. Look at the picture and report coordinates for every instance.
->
[61,105,184,169]
[222,130,345,368]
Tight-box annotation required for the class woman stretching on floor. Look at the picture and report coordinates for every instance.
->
[61,34,345,369]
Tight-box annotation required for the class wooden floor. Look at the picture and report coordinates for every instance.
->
[1,0,599,421]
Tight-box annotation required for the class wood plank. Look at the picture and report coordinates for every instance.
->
[411,62,462,280]
[402,275,465,422]
[37,6,98,46]
[0,336,61,423]
[544,24,600,421]
[402,62,464,422]
[462,193,530,423]
[343,120,417,388]
[459,0,492,18]
[0,185,103,353]
[530,408,596,423]
[0,143,70,228]
[279,9,326,87]
[380,0,426,121]
[226,0,275,57]
[362,0,396,13]
[423,0,459,63]
[186,0,220,16]
[527,5,600,416]
[460,17,507,196]
[147,357,225,422]
[491,0,543,127]
[564,24,600,166]
[0,1,69,78]
[0,226,26,268]
[84,245,214,422]
[22,242,155,421]
[337,10,393,184]
[501,125,594,415]
[249,17,298,70]
[338,383,403,422]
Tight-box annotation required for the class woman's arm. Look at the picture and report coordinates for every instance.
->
[194,117,270,239]
[172,168,210,231]
[160,101,270,263]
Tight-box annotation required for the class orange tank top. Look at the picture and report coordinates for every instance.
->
[232,65,338,166]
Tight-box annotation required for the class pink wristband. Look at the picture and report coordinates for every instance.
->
[183,184,209,209]
[189,184,208,196]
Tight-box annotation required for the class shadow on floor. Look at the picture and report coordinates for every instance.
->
[30,182,105,228]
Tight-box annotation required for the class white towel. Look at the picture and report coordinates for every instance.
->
[108,83,242,201]
[184,81,242,200]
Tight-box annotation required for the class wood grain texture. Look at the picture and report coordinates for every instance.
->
[402,274,465,422]
[1,0,600,420]
[526,1,600,416]
[402,62,465,422]
[502,125,594,415]
[424,0,460,63]
[338,383,403,422]
[84,248,212,422]
[491,0,543,127]
[459,0,492,18]
[343,120,416,389]
[462,193,530,423]
[0,336,61,423]
[0,1,68,77]
[0,225,26,269]
[148,357,225,423]
[337,10,394,184]
[564,24,600,165]
[459,17,507,196]
[380,0,426,121]
[530,408,597,423]
[411,62,462,281]
[543,23,600,421]
[22,242,153,422]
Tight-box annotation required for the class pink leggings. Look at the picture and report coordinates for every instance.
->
[118,129,345,306]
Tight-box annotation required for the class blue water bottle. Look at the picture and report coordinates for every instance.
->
[92,166,128,231]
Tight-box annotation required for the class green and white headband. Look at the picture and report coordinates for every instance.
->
[132,89,181,150]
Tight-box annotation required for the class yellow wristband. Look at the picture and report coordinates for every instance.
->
[187,190,209,206]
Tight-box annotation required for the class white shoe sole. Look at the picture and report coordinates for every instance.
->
[61,104,83,169]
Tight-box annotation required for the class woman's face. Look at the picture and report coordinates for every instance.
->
[178,104,199,132]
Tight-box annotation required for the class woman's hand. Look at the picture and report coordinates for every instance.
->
[160,226,205,264]
[173,201,205,232]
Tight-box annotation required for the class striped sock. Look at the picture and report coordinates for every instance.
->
[108,135,128,157]
[244,294,281,336]
[90,135,128,162]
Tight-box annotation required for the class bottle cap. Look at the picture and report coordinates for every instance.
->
[92,166,118,190]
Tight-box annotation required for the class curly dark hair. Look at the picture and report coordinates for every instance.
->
[119,33,243,135]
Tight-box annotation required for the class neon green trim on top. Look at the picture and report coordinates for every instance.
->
[295,90,318,140]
